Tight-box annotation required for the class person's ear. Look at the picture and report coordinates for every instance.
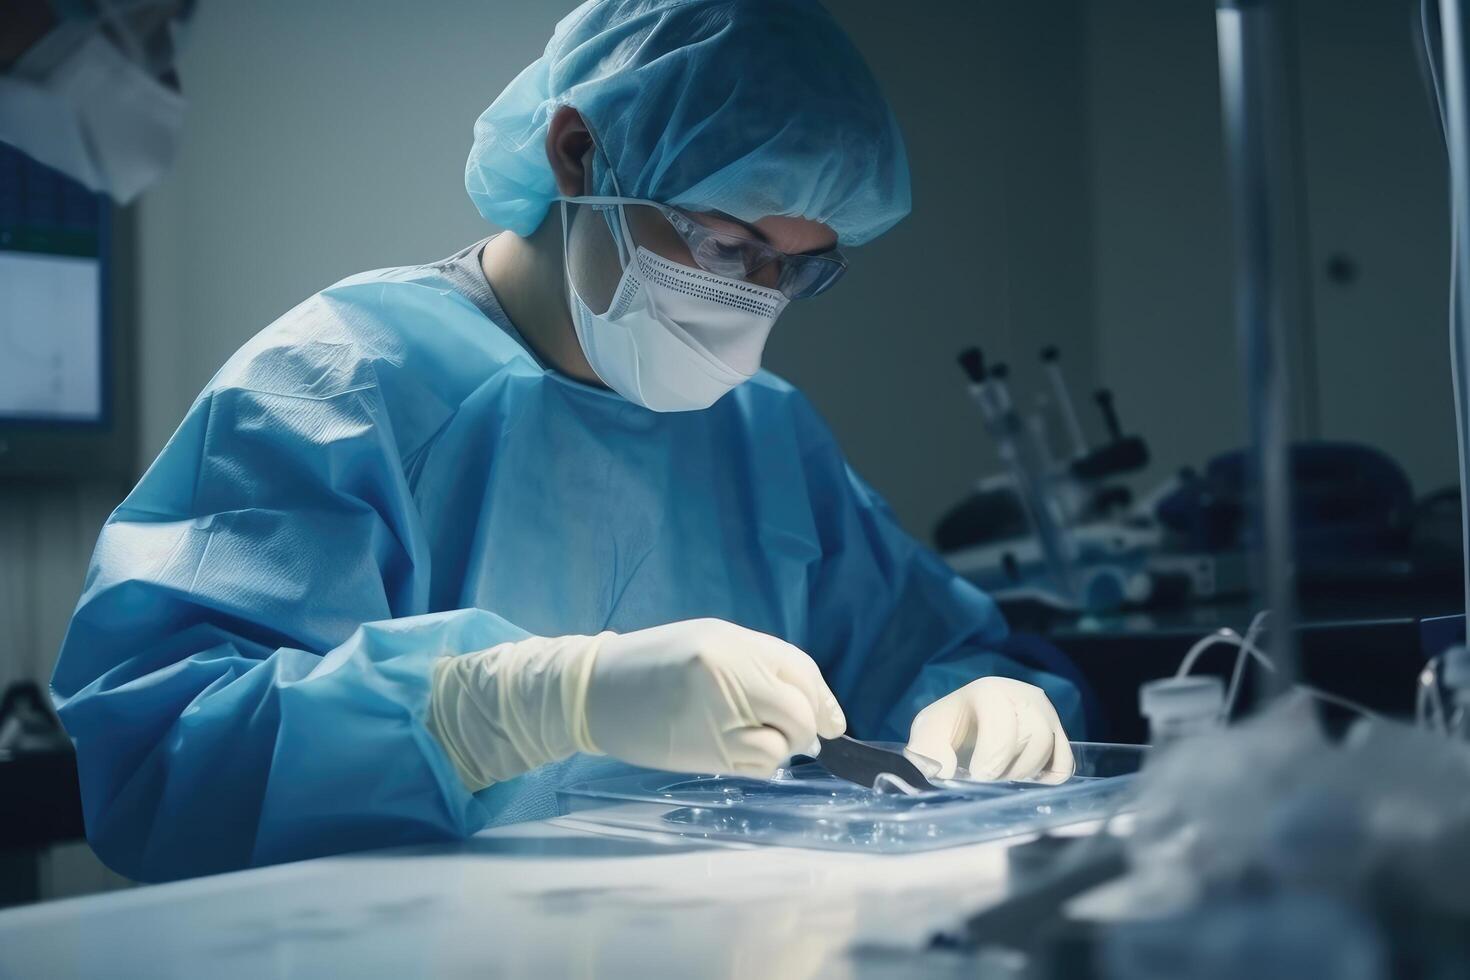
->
[546,105,594,198]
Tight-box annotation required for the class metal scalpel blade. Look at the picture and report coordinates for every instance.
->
[815,735,937,792]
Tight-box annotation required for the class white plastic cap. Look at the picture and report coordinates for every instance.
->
[1442,645,1470,689]
[1139,676,1225,721]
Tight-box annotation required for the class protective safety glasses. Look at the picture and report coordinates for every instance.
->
[566,196,847,300]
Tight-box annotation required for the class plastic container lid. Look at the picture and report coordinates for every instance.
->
[557,741,1147,854]
[1139,676,1225,720]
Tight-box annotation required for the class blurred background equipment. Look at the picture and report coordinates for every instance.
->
[925,2,1470,974]
[937,350,1454,618]
[938,344,1155,613]
[0,680,85,908]
[0,142,136,480]
[0,0,192,204]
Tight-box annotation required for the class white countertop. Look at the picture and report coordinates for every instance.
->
[0,818,1036,979]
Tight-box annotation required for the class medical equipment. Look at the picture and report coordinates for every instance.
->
[1153,443,1417,594]
[1419,0,1470,734]
[1072,389,1149,481]
[0,142,139,482]
[1216,0,1306,696]
[931,834,1130,954]
[557,741,1145,853]
[1441,644,1470,739]
[932,3,1470,971]
[940,346,1157,612]
[1429,0,1470,637]
[1107,698,1470,978]
[1138,676,1224,745]
[1041,345,1088,460]
[0,683,71,759]
[955,347,1082,605]
[1157,611,1380,727]
[813,735,935,792]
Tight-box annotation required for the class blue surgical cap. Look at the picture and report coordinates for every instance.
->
[465,0,911,246]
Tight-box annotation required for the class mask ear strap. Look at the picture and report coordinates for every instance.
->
[608,205,636,268]
[560,199,582,311]
[590,139,625,197]
[561,196,637,321]
[585,143,637,269]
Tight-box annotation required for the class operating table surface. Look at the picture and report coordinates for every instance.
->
[0,815,1115,978]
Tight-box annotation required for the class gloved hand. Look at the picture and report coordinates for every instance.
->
[904,677,1075,784]
[427,618,846,791]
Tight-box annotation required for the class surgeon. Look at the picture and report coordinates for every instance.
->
[52,0,1085,883]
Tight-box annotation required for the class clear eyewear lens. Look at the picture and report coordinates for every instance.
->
[664,207,847,300]
[585,198,846,300]
[779,253,847,299]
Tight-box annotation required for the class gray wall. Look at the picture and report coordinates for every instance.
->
[1084,0,1454,496]
[772,0,1096,530]
[1085,0,1244,485]
[1295,0,1454,491]
[134,0,568,454]
[0,483,120,695]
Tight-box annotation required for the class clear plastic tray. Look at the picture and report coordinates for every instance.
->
[556,741,1145,853]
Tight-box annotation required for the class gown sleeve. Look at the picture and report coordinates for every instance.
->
[50,300,522,883]
[793,395,1086,743]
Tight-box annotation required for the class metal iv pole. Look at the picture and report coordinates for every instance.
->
[1214,0,1304,698]
[1437,0,1470,640]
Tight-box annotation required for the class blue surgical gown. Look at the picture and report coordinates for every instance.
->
[51,244,1083,882]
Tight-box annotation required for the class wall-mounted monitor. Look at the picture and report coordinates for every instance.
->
[0,142,135,481]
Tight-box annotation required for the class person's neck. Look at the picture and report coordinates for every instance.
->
[480,210,601,384]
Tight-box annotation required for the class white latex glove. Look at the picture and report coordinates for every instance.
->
[582,619,847,776]
[427,619,846,791]
[904,677,1075,784]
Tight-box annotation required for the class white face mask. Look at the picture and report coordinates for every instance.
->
[0,28,185,203]
[561,197,789,412]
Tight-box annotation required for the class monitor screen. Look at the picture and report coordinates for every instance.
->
[0,142,106,425]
